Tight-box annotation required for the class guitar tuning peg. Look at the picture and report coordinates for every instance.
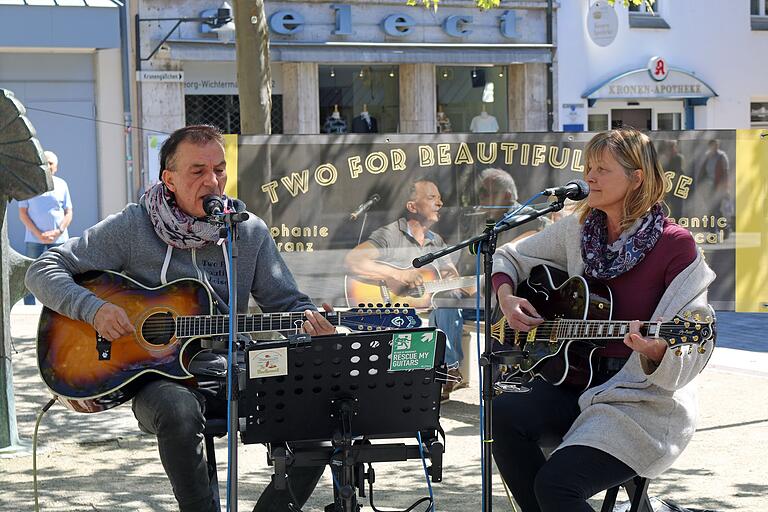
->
[683,311,691,319]
[693,313,701,322]
[675,348,683,356]
[698,346,707,354]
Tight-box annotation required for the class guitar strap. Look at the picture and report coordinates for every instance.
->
[160,245,173,284]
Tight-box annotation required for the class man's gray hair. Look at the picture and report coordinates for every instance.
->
[479,168,518,202]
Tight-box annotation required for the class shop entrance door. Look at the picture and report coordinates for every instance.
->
[611,109,652,130]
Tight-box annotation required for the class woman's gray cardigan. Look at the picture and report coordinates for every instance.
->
[493,214,717,478]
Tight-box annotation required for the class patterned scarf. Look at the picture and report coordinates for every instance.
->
[142,182,223,249]
[581,203,665,280]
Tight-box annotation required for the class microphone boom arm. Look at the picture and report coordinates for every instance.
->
[412,199,564,269]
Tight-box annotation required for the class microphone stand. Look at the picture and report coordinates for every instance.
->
[356,210,369,246]
[209,205,250,512]
[412,198,566,512]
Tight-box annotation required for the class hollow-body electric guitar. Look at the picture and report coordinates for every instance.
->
[490,265,716,390]
[37,271,421,413]
[344,261,475,308]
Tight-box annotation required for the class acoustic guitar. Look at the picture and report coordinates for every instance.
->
[344,261,475,308]
[37,271,421,413]
[490,265,716,390]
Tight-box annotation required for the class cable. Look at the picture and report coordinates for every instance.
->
[24,106,172,136]
[416,432,435,512]
[476,191,545,511]
[34,397,58,512]
[225,225,234,512]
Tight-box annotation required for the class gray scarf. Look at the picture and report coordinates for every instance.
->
[141,182,222,249]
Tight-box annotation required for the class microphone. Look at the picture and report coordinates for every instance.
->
[202,194,225,216]
[349,194,381,221]
[541,179,590,200]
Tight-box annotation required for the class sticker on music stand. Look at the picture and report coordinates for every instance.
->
[389,331,436,371]
[249,347,288,378]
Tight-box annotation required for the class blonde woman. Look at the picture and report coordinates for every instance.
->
[491,128,715,511]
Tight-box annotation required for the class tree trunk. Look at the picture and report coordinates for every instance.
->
[233,0,271,135]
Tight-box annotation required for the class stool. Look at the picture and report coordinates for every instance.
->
[203,418,229,512]
[601,475,653,512]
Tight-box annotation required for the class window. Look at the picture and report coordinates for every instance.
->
[657,112,682,131]
[751,0,768,30]
[751,101,768,127]
[184,95,283,134]
[436,66,508,133]
[318,65,400,134]
[588,114,609,132]
[628,1,670,29]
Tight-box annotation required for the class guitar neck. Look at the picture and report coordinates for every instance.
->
[175,311,341,337]
[510,319,664,342]
[422,276,476,294]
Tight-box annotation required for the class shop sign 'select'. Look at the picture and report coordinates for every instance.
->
[269,5,521,39]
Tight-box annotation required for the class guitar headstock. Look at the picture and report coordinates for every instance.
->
[659,308,716,355]
[343,303,422,331]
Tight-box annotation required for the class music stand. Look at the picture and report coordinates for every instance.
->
[239,328,447,512]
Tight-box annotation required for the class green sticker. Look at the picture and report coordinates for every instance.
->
[389,331,437,371]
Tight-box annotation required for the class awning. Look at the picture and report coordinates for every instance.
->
[167,39,553,65]
[583,67,717,107]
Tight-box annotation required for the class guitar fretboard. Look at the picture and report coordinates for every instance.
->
[505,319,663,342]
[423,276,476,295]
[175,312,342,337]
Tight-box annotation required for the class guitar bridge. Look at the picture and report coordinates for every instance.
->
[96,334,112,360]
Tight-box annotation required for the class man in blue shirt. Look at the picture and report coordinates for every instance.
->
[18,150,73,304]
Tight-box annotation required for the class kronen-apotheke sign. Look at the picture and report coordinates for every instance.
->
[585,65,717,101]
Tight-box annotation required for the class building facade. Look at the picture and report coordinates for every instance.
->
[135,0,558,188]
[0,0,128,254]
[557,0,768,131]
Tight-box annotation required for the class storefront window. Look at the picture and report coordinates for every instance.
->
[318,65,399,134]
[436,66,508,133]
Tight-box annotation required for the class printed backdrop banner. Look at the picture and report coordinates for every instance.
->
[236,132,737,310]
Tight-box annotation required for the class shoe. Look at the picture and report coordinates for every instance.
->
[453,369,469,391]
[441,368,464,402]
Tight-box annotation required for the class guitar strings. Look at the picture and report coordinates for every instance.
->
[137,310,413,336]
[500,319,674,339]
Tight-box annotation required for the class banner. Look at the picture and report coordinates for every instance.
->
[236,131,741,310]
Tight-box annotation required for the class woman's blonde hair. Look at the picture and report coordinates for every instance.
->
[575,128,668,230]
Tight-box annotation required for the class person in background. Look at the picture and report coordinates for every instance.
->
[344,178,468,401]
[18,150,72,305]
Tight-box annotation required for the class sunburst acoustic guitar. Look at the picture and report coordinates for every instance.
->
[37,271,421,413]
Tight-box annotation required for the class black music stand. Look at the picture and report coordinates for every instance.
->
[239,328,447,512]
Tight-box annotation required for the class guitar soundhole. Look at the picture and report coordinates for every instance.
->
[142,312,176,346]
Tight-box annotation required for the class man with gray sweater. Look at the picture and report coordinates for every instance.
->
[26,125,335,512]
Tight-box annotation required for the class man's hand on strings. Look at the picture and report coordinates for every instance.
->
[302,303,337,336]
